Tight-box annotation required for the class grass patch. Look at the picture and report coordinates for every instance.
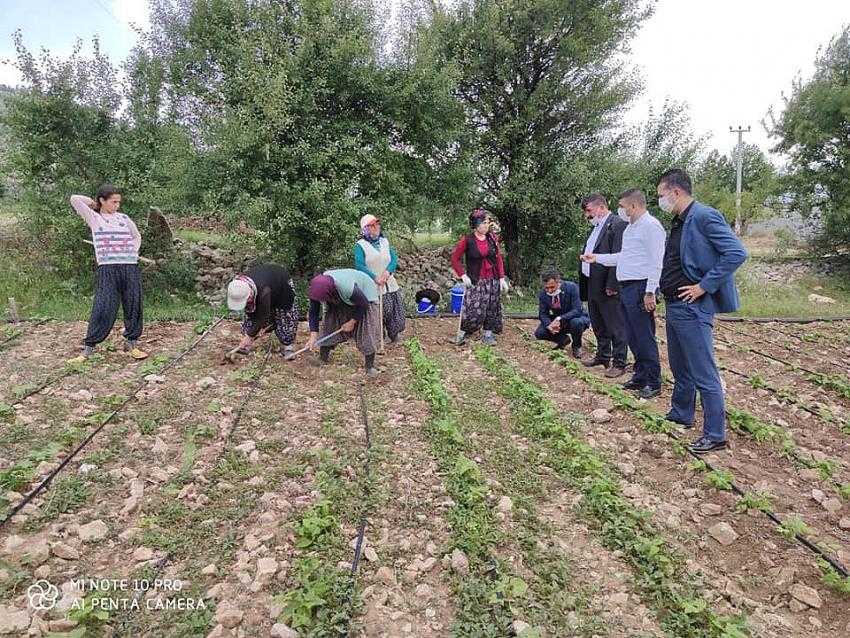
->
[732,261,850,318]
[0,231,215,321]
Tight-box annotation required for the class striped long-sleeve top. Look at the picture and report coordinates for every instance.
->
[70,195,141,265]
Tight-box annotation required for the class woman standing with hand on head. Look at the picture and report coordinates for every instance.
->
[354,214,406,344]
[68,184,147,362]
[449,208,509,346]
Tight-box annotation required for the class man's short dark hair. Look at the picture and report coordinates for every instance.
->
[541,269,561,283]
[580,192,608,211]
[618,188,647,207]
[657,168,692,195]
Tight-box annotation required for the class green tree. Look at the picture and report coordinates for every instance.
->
[695,143,778,236]
[599,99,704,223]
[1,31,199,274]
[428,0,651,283]
[769,24,850,254]
[139,0,465,275]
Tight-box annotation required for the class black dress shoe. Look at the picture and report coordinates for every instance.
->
[622,379,643,391]
[664,412,693,428]
[690,437,727,454]
[638,386,661,399]
[582,357,610,368]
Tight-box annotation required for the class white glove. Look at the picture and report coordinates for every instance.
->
[499,277,509,293]
[461,274,473,288]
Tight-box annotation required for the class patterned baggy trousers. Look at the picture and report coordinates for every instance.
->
[84,263,143,346]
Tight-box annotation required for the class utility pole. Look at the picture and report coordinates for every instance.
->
[729,125,751,236]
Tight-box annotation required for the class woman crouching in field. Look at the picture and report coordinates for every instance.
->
[68,184,148,362]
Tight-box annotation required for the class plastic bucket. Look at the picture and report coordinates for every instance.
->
[417,298,437,315]
[450,285,465,313]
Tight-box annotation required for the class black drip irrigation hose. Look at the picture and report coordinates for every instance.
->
[717,321,850,377]
[670,428,849,578]
[0,322,40,348]
[341,384,374,637]
[0,316,226,530]
[519,329,850,579]
[655,314,831,380]
[117,339,274,637]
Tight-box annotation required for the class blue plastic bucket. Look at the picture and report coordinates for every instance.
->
[450,285,465,313]
[417,298,437,315]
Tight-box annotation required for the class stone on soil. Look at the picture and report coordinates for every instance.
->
[707,521,738,546]
[450,548,469,574]
[0,605,30,635]
[51,542,80,560]
[78,519,108,542]
[590,408,612,423]
[788,583,822,609]
[214,604,244,629]
[822,498,842,513]
[375,566,395,586]
[700,503,723,516]
[271,623,299,638]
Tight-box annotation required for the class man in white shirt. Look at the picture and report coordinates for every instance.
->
[581,188,666,398]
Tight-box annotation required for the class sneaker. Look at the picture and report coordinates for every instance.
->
[127,347,149,360]
[481,334,497,346]
[365,367,380,378]
[622,379,643,391]
[690,437,727,454]
[664,412,694,429]
[448,333,466,346]
[604,365,627,378]
[582,357,610,368]
[638,386,661,399]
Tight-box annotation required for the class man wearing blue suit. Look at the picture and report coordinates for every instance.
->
[657,168,747,454]
[535,271,591,358]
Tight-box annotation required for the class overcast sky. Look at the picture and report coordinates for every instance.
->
[2,0,849,161]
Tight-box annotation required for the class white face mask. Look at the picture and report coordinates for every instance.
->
[658,194,675,213]
[617,207,630,222]
[587,215,600,227]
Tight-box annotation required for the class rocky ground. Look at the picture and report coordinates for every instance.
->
[0,317,849,636]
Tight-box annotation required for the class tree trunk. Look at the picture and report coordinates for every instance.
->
[499,208,520,284]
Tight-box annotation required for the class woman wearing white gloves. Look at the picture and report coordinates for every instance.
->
[449,208,509,345]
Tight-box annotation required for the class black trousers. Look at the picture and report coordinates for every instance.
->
[84,264,143,346]
[587,294,627,366]
[534,316,590,349]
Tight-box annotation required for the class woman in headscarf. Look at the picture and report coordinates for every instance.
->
[226,264,299,358]
[306,269,381,376]
[354,214,405,344]
[449,208,509,345]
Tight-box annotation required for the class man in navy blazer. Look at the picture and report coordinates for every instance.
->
[535,271,591,358]
[578,193,629,376]
[657,168,747,454]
